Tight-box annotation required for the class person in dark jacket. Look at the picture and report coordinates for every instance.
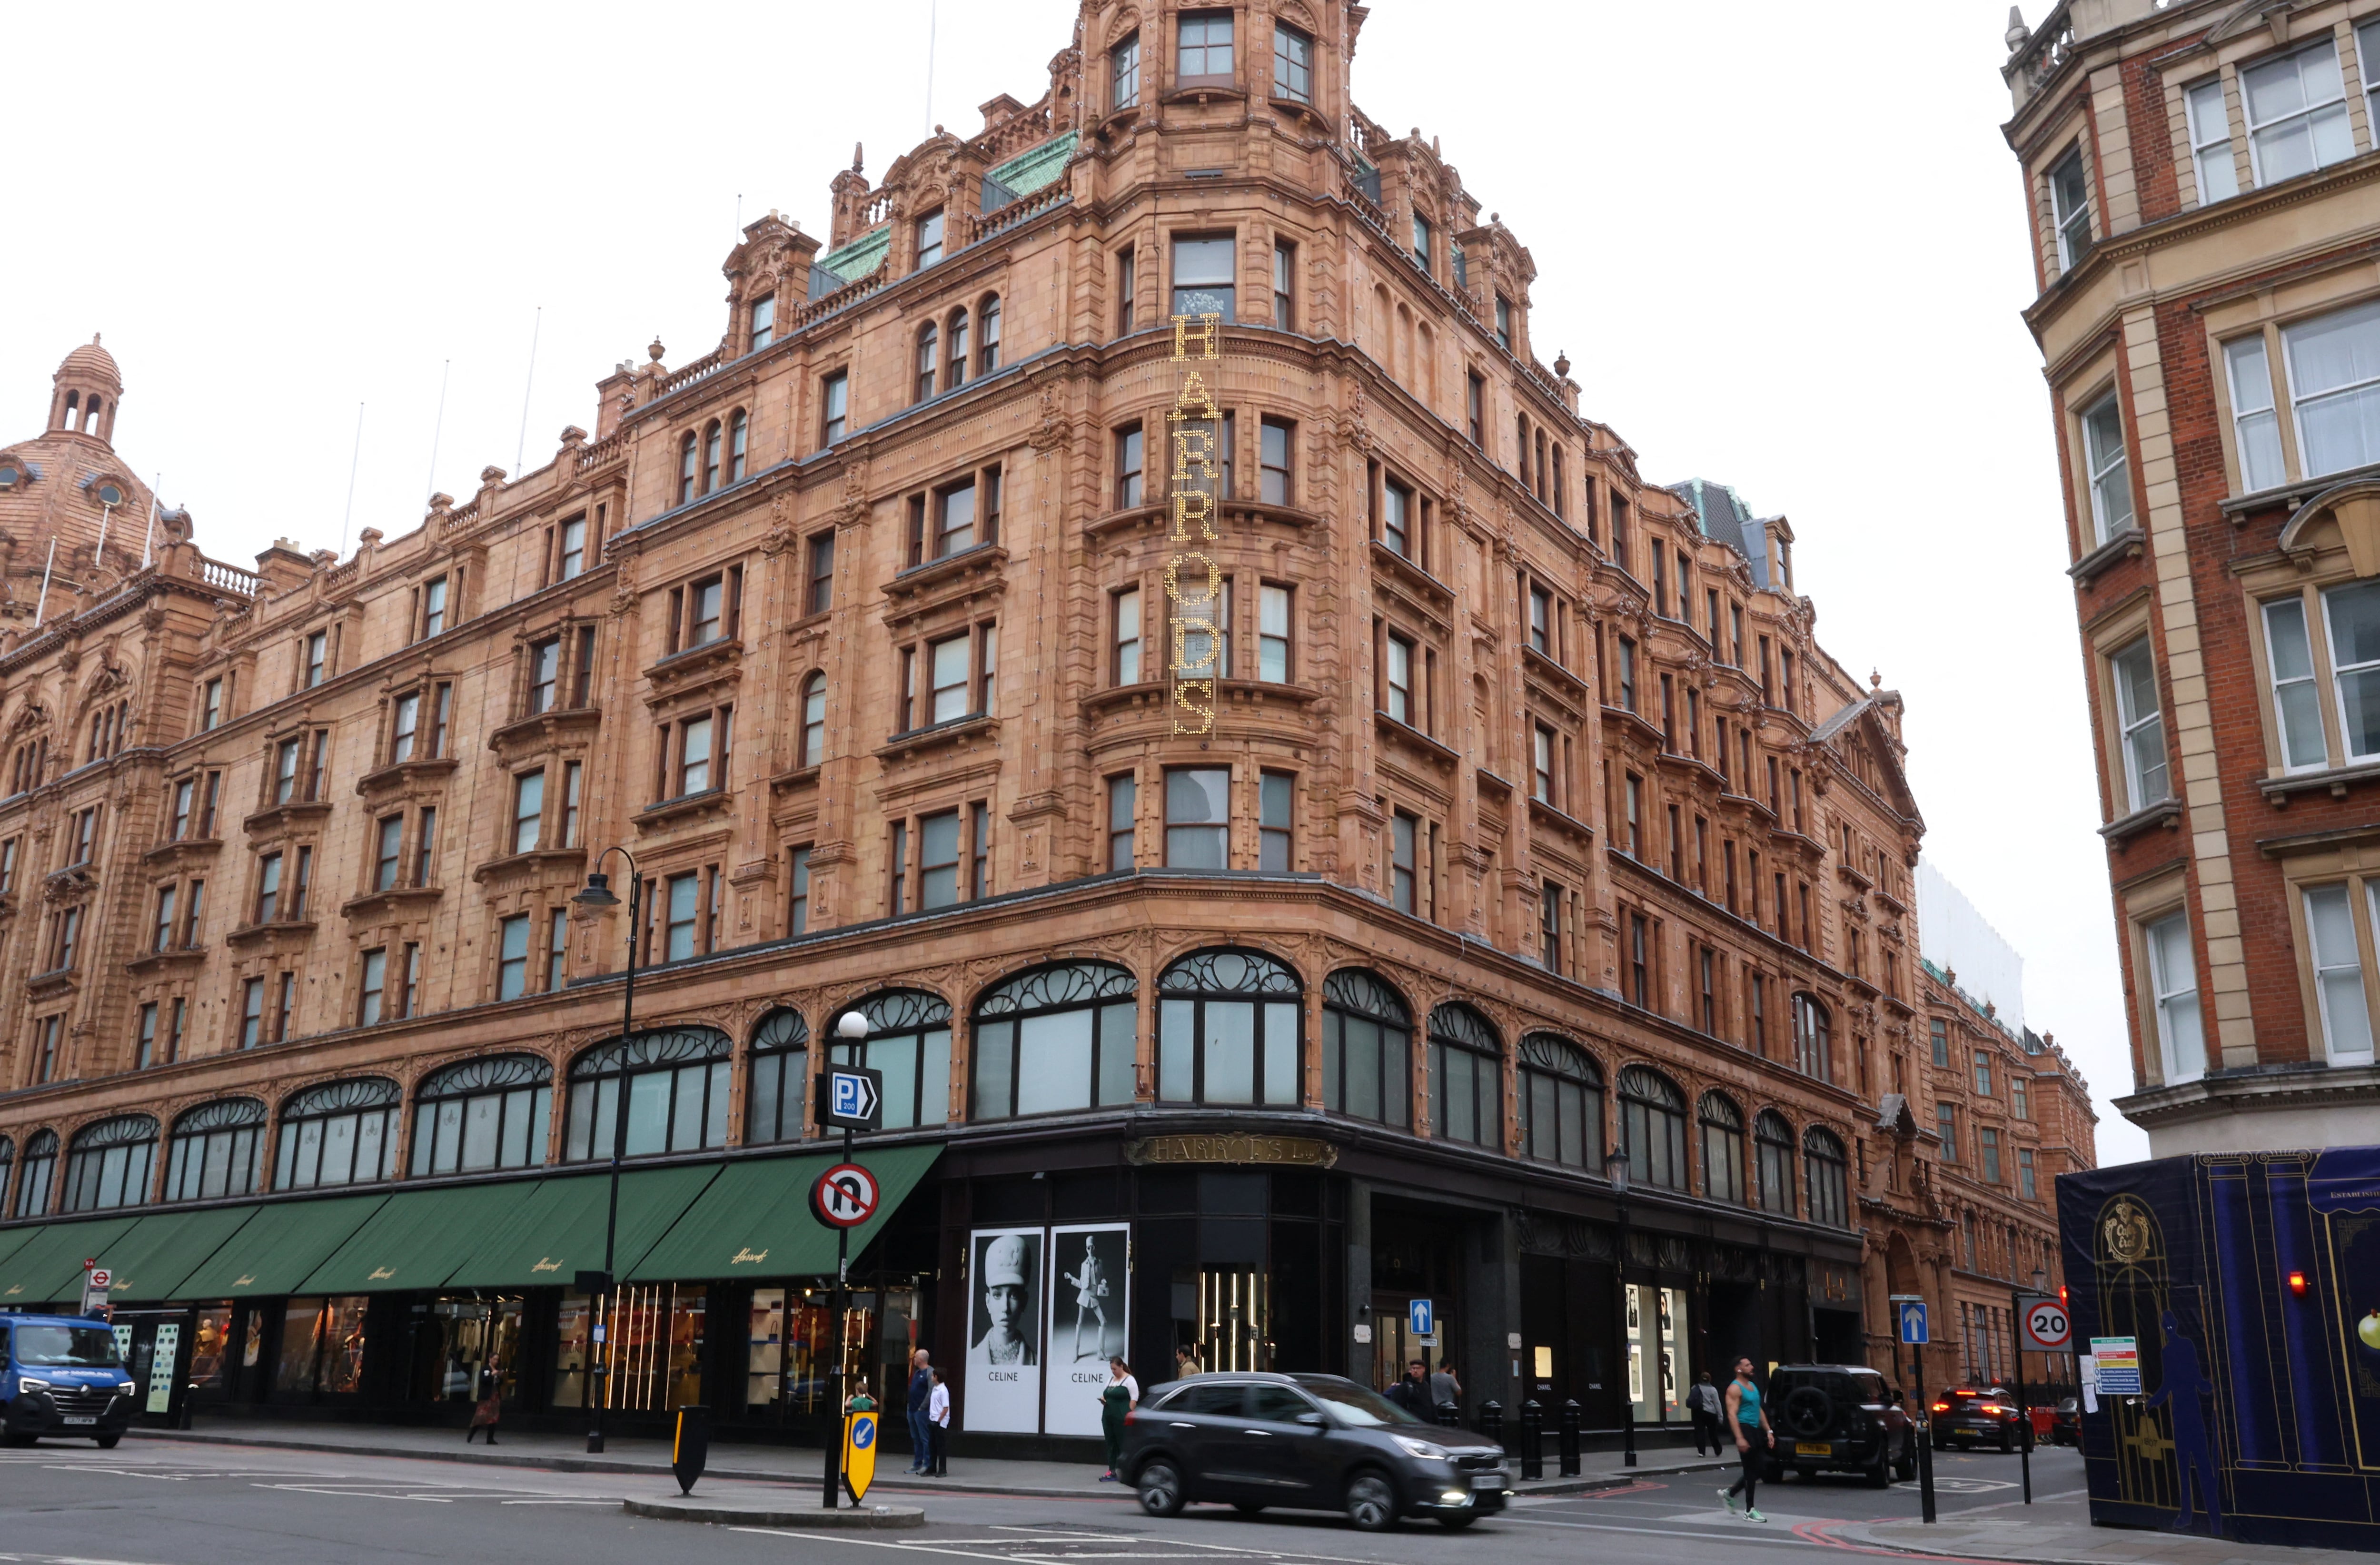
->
[1388,1359,1430,1416]
[465,1358,501,1445]
[905,1349,934,1474]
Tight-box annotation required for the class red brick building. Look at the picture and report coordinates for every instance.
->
[0,0,2075,1446]
[2002,0,2380,1154]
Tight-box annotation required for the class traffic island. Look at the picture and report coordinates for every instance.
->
[624,1493,926,1528]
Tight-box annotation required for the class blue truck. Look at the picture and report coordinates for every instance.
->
[0,1314,137,1447]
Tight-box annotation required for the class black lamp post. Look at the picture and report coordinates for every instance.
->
[822,1010,870,1509]
[571,848,642,1456]
[1604,1147,1636,1468]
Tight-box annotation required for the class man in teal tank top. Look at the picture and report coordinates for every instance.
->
[1719,1357,1774,1522]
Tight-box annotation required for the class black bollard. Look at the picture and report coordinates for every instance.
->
[1480,1399,1504,1453]
[671,1405,710,1494]
[1437,1401,1459,1428]
[1519,1399,1544,1480]
[1558,1399,1582,1477]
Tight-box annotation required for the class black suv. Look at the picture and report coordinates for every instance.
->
[1760,1364,1916,1487]
[1929,1386,2026,1451]
[1121,1372,1510,1531]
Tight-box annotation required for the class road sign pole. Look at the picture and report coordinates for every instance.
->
[824,1118,851,1512]
[2010,1288,2032,1504]
[1893,1295,1936,1526]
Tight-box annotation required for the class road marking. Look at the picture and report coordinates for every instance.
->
[1499,1514,1825,1546]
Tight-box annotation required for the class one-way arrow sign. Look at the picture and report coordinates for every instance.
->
[816,1064,884,1131]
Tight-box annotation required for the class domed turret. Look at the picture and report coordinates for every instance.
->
[50,334,122,445]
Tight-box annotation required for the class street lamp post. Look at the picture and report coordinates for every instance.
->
[1603,1148,1636,1469]
[572,849,642,1456]
[823,1011,870,1510]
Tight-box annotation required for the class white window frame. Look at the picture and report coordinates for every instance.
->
[2305,884,2377,1065]
[2082,392,2134,543]
[2185,77,2239,204]
[2109,637,2170,812]
[2143,910,2207,1085]
[2281,299,2380,482]
[2049,145,2092,270]
[2224,334,2285,492]
[2261,594,2330,771]
[2241,38,2353,189]
[2325,581,2380,764]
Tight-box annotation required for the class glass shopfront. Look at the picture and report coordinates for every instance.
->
[552,1284,706,1412]
[1626,1283,1686,1424]
[407,1295,524,1407]
[275,1295,369,1399]
[740,1286,882,1421]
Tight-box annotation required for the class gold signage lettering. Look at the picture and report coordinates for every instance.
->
[1127,1135,1338,1168]
[1167,313,1225,734]
[733,1247,770,1266]
[531,1257,561,1273]
[368,1267,397,1281]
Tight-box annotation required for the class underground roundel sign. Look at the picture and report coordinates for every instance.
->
[2021,1296,2073,1352]
[812,1162,880,1229]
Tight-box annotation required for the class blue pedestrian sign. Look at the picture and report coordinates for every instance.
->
[1895,1298,1929,1345]
[1409,1298,1435,1338]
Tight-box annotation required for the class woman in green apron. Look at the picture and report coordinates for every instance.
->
[1099,1357,1139,1480]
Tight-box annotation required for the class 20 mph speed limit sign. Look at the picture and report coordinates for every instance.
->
[812,1162,880,1229]
[2018,1295,2072,1352]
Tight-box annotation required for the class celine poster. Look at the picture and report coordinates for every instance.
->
[963,1227,1043,1433]
[1044,1224,1130,1437]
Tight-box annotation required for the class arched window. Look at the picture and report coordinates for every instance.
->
[1699,1092,1746,1204]
[1321,970,1410,1128]
[728,410,749,484]
[278,1079,400,1189]
[86,399,103,435]
[677,432,698,506]
[412,1055,552,1177]
[978,294,1002,374]
[800,673,828,767]
[1755,1109,1795,1215]
[1517,1034,1602,1168]
[702,420,723,495]
[1617,1065,1687,1192]
[62,391,79,429]
[63,1115,156,1212]
[915,322,939,403]
[1792,993,1832,1081]
[165,1099,265,1201]
[14,1130,56,1217]
[1427,1002,1500,1147]
[564,1026,732,1161]
[972,962,1137,1120]
[945,308,970,389]
[1156,948,1301,1106]
[1805,1127,1850,1228]
[833,991,952,1130]
[746,1009,809,1146]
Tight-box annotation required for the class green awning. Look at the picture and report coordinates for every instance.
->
[175,1193,387,1299]
[295,1184,527,1295]
[85,1206,262,1302]
[629,1144,939,1283]
[0,1216,144,1307]
[0,1224,43,1272]
[445,1165,721,1291]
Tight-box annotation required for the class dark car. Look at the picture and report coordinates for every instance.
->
[1929,1386,2027,1451]
[0,1315,138,1448]
[1121,1371,1509,1531]
[2048,1396,2081,1447]
[1759,1364,1916,1487]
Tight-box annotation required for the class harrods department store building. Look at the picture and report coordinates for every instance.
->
[0,1,2092,1446]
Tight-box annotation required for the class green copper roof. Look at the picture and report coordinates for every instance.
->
[818,224,890,285]
[987,131,1076,198]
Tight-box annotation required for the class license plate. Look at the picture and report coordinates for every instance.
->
[62,1416,96,1426]
[1470,1474,1503,1489]
[1795,1441,1831,1456]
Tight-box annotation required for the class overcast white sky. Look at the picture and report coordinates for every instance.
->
[0,1,2143,1161]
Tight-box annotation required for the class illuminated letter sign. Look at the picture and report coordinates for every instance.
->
[1167,313,1224,733]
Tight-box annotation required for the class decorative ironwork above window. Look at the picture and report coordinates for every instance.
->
[283,1078,401,1116]
[571,1027,732,1078]
[1160,948,1301,996]
[1428,1001,1499,1055]
[418,1054,552,1099]
[69,1114,156,1150]
[752,1009,809,1053]
[1322,968,1408,1023]
[173,1098,265,1134]
[976,961,1135,1017]
[1698,1091,1744,1130]
[1519,1032,1597,1081]
[1618,1063,1684,1110]
[22,1129,57,1159]
[854,990,952,1033]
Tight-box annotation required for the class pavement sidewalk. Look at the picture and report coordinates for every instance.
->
[1828,1505,2370,1565]
[125,1417,1730,1499]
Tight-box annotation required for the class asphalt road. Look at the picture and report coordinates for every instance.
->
[0,1437,2086,1565]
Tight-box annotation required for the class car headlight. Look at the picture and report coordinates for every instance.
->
[117,1382,137,1395]
[1394,1435,1452,1460]
[18,1377,50,1395]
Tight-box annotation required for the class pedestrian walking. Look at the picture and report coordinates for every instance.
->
[1174,1344,1203,1379]
[1688,1370,1724,1455]
[927,1368,950,1476]
[1428,1359,1462,1423]
[905,1348,934,1474]
[1388,1358,1430,1417]
[465,1358,501,1445]
[1099,1357,1139,1482]
[1719,1356,1774,1523]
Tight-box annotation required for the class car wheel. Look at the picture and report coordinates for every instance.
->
[1233,1503,1265,1516]
[1437,1515,1478,1530]
[1999,1428,2013,1454]
[1864,1446,1891,1488]
[95,1434,122,1450]
[1894,1436,1918,1483]
[1344,1471,1398,1532]
[1137,1461,1185,1518]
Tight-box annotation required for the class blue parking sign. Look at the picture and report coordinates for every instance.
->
[1409,1298,1434,1337]
[1897,1299,1929,1345]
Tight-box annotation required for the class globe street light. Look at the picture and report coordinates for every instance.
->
[571,849,641,1455]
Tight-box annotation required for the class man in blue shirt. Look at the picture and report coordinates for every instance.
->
[905,1349,934,1474]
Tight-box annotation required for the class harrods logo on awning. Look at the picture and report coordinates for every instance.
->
[531,1257,562,1272]
[732,1247,770,1265]
[368,1267,397,1280]
[1166,310,1224,735]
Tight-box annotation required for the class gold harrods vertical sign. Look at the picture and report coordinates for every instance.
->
[1167,312,1224,734]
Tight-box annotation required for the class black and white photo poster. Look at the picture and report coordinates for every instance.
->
[1045,1224,1129,1436]
[963,1228,1042,1433]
